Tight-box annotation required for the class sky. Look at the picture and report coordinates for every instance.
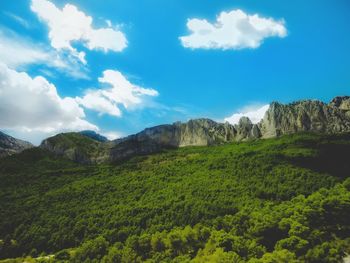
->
[0,0,350,144]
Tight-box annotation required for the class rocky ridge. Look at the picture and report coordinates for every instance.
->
[0,131,33,157]
[38,96,350,163]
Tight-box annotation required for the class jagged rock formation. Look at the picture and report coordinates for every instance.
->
[329,96,350,118]
[0,131,33,158]
[259,98,350,138]
[234,117,261,141]
[39,96,350,163]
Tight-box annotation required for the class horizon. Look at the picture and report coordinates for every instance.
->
[1,94,348,146]
[1,0,349,145]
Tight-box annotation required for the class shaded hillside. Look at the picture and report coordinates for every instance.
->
[1,133,350,262]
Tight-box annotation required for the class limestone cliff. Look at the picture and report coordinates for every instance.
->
[259,98,350,138]
[38,96,350,164]
[110,119,237,161]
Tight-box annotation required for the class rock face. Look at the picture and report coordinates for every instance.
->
[39,96,350,163]
[234,117,261,141]
[110,119,237,161]
[0,131,33,158]
[260,99,350,138]
[329,96,350,111]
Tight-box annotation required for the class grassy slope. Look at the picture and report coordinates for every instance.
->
[0,133,350,262]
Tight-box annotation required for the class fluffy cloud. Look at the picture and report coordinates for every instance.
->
[31,0,127,63]
[0,27,89,79]
[76,90,122,117]
[224,104,270,125]
[0,63,97,137]
[180,9,287,50]
[76,70,159,116]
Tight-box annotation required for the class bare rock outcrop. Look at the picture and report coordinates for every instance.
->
[110,119,237,161]
[0,131,33,158]
[259,98,350,138]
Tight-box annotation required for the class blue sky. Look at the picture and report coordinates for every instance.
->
[0,0,349,144]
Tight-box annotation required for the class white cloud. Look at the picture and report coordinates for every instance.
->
[102,131,123,140]
[76,90,122,117]
[0,63,98,144]
[0,27,89,79]
[180,9,287,50]
[224,104,270,125]
[77,70,159,116]
[31,0,127,63]
[3,12,31,29]
[0,28,49,68]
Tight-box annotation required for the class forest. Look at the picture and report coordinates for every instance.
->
[0,133,350,262]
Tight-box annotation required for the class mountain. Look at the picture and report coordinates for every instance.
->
[1,132,350,262]
[260,97,350,138]
[40,96,350,164]
[40,132,110,164]
[0,131,33,157]
[79,130,108,142]
[110,119,237,161]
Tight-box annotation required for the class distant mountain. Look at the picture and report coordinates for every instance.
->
[40,96,350,163]
[79,130,108,142]
[0,131,33,158]
[40,132,110,164]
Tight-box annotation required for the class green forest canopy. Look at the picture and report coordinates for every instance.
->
[0,132,350,262]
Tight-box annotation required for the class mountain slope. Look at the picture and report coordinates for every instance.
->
[0,131,33,158]
[1,133,350,262]
[40,132,110,164]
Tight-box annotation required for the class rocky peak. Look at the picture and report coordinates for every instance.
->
[259,98,350,138]
[329,96,350,112]
[235,117,253,140]
[0,131,33,158]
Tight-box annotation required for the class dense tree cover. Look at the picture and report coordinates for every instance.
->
[0,133,350,262]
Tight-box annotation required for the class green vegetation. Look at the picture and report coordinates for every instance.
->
[41,132,109,162]
[1,133,350,262]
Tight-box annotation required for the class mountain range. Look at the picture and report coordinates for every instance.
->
[1,96,350,163]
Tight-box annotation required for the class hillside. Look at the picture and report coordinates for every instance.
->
[40,132,111,164]
[1,132,350,262]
